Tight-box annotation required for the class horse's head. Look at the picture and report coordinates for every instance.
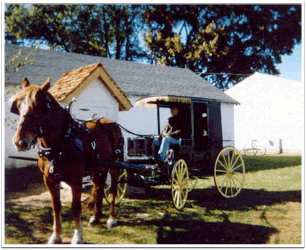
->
[10,77,52,151]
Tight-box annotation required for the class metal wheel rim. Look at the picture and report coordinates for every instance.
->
[214,147,245,198]
[171,159,189,210]
[104,169,128,205]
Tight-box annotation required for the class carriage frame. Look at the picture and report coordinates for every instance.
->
[104,95,246,210]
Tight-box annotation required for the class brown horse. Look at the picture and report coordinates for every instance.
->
[10,77,124,244]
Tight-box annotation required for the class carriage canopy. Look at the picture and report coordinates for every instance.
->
[134,96,191,108]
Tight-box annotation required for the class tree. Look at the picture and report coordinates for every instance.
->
[144,5,301,89]
[5,4,302,89]
[5,47,35,73]
[5,4,148,61]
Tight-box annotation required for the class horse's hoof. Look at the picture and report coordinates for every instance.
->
[48,234,62,244]
[88,216,100,226]
[71,229,84,244]
[106,218,117,229]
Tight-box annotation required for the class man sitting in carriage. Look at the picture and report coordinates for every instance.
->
[157,104,190,162]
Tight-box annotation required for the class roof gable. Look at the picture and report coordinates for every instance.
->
[49,62,132,111]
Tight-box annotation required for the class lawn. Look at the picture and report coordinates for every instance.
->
[4,155,302,245]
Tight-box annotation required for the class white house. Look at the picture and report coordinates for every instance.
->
[5,44,239,169]
[225,72,304,154]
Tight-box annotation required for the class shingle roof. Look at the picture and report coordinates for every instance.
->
[49,62,100,101]
[5,44,239,104]
[49,62,132,110]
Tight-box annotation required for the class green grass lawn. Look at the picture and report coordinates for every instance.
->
[4,155,302,245]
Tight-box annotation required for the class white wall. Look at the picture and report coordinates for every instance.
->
[225,73,304,154]
[5,93,38,169]
[221,103,235,147]
[118,96,170,148]
[64,79,119,122]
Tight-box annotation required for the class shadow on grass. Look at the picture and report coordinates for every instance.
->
[126,186,301,212]
[5,202,46,244]
[5,165,43,193]
[118,212,278,244]
[155,220,278,244]
[4,200,78,244]
[4,189,291,245]
[190,187,301,211]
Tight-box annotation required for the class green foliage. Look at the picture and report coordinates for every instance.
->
[5,47,35,73]
[144,5,301,89]
[5,4,148,61]
[5,4,301,89]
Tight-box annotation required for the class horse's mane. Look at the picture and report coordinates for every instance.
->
[10,85,59,113]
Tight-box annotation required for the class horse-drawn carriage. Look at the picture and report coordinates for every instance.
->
[105,95,245,210]
[9,78,245,244]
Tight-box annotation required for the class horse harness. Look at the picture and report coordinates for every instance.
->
[38,118,100,181]
[36,100,102,181]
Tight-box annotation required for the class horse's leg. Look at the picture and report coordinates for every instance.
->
[88,170,108,226]
[88,180,100,225]
[70,182,84,244]
[107,167,119,229]
[89,169,108,226]
[44,176,62,244]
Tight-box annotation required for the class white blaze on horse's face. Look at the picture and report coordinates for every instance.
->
[11,77,51,152]
[13,97,37,152]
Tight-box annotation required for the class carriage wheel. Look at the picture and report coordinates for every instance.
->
[104,169,128,205]
[214,147,245,198]
[171,159,189,210]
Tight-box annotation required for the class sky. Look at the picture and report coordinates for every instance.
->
[277,43,303,82]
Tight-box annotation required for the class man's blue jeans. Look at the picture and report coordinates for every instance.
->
[157,136,180,162]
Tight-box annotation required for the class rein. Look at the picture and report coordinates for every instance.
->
[117,124,155,138]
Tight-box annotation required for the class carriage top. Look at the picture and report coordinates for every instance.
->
[134,95,193,108]
[134,95,239,108]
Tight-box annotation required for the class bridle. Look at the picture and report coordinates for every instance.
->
[17,95,55,149]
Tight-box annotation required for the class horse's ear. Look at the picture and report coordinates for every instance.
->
[41,77,51,92]
[10,99,19,115]
[22,77,30,89]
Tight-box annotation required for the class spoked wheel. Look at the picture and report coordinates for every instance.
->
[214,147,245,198]
[171,159,190,210]
[104,169,128,205]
